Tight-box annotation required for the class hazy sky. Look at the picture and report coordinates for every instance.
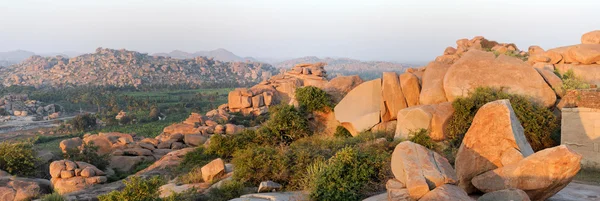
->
[1,0,599,63]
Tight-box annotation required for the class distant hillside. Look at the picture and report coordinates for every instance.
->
[0,50,36,67]
[275,56,409,79]
[153,48,257,62]
[0,48,277,88]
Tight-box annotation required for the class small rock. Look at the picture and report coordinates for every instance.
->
[258,181,283,193]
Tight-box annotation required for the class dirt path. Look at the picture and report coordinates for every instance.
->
[0,115,76,141]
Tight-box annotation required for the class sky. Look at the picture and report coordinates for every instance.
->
[1,0,599,63]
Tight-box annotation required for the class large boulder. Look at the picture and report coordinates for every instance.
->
[420,62,450,105]
[49,160,107,194]
[60,137,83,153]
[472,145,581,201]
[228,90,244,109]
[381,72,407,122]
[567,44,600,65]
[334,79,382,136]
[477,189,531,201]
[419,184,473,201]
[455,99,534,194]
[201,158,225,183]
[323,75,363,103]
[535,68,565,97]
[399,72,421,107]
[394,102,453,141]
[0,177,52,201]
[555,64,600,86]
[162,123,200,136]
[582,30,600,44]
[390,141,457,200]
[428,102,454,141]
[443,50,557,107]
[82,135,113,155]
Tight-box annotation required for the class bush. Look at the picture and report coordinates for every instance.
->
[179,147,217,171]
[408,129,438,151]
[69,113,97,131]
[231,146,289,185]
[207,129,260,158]
[98,176,165,201]
[295,86,333,113]
[334,126,352,138]
[447,87,559,151]
[203,180,246,201]
[63,141,110,170]
[0,141,37,176]
[148,106,160,121]
[308,146,390,201]
[263,104,310,145]
[558,69,590,90]
[40,193,66,201]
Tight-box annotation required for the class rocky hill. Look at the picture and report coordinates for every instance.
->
[152,48,257,62]
[274,56,408,76]
[0,48,276,88]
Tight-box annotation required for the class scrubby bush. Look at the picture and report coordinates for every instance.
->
[447,87,559,151]
[558,69,590,90]
[263,104,310,145]
[408,129,438,151]
[179,147,217,171]
[98,176,165,201]
[69,113,97,131]
[207,129,260,158]
[63,141,110,170]
[229,112,268,127]
[334,126,352,138]
[231,146,289,185]
[40,193,66,201]
[295,86,333,113]
[308,146,390,201]
[0,141,37,176]
[202,180,246,201]
[148,106,160,121]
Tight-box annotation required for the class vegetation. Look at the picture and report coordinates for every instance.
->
[177,147,218,184]
[308,146,390,201]
[0,141,37,176]
[492,50,528,61]
[63,141,110,170]
[40,193,66,201]
[202,180,246,201]
[334,126,352,138]
[408,129,438,151]
[69,113,97,132]
[99,176,165,201]
[556,69,591,90]
[295,86,333,112]
[447,87,559,151]
[262,104,311,145]
[232,145,288,185]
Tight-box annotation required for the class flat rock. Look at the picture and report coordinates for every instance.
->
[394,105,433,140]
[455,99,534,194]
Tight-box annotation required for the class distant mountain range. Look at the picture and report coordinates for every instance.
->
[152,49,257,62]
[0,48,276,88]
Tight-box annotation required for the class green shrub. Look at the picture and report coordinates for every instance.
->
[179,147,217,171]
[162,188,202,201]
[447,87,559,151]
[207,129,260,158]
[179,167,204,184]
[69,113,97,131]
[203,180,246,201]
[334,126,352,138]
[98,176,165,201]
[63,141,110,170]
[229,112,268,127]
[263,104,310,145]
[0,141,37,176]
[559,69,590,90]
[408,129,438,151]
[295,86,333,113]
[231,146,289,185]
[493,50,528,61]
[40,193,66,201]
[309,146,390,201]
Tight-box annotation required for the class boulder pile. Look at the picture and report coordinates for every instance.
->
[49,160,108,194]
[0,94,60,119]
[0,172,52,201]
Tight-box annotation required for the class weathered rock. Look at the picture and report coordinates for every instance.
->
[184,134,207,146]
[251,95,264,108]
[163,123,199,135]
[386,179,413,201]
[334,79,382,136]
[443,50,557,107]
[124,148,153,156]
[399,72,421,107]
[528,46,544,55]
[394,105,433,140]
[555,64,600,86]
[201,158,225,183]
[429,102,454,141]
[50,160,67,178]
[478,189,531,201]
[109,156,150,173]
[419,184,473,201]
[60,137,83,153]
[80,167,96,178]
[183,113,203,126]
[444,47,457,55]
[141,138,159,147]
[138,142,156,150]
[323,75,364,103]
[0,177,51,201]
[136,148,195,176]
[391,141,457,200]
[228,90,244,109]
[535,68,565,97]
[82,135,113,155]
[225,124,243,135]
[420,62,450,105]
[257,181,283,193]
[372,120,397,134]
[581,30,600,44]
[472,145,581,201]
[567,44,600,65]
[381,72,407,122]
[455,99,535,194]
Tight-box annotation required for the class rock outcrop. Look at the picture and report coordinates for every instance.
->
[334,79,382,136]
[419,62,450,105]
[455,100,534,194]
[381,72,407,122]
[394,102,454,141]
[49,160,107,194]
[0,176,52,201]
